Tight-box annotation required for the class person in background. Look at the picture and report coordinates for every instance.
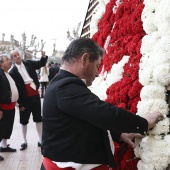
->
[39,64,49,98]
[48,62,60,82]
[9,50,48,151]
[0,54,19,159]
[41,38,163,170]
[48,62,54,82]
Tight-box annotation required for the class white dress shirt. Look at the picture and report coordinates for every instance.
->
[15,62,36,90]
[5,72,19,102]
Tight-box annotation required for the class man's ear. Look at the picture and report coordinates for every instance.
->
[81,53,89,66]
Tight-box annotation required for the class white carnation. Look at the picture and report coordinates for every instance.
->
[137,160,154,170]
[137,99,168,116]
[158,23,170,37]
[141,0,157,34]
[139,66,154,86]
[106,55,129,85]
[148,117,169,136]
[153,64,170,86]
[153,35,170,54]
[154,0,170,28]
[140,85,166,100]
[153,52,170,65]
[89,76,107,101]
[141,32,161,55]
[136,136,170,169]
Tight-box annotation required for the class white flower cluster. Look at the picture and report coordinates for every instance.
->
[135,0,170,169]
[89,0,122,36]
[135,136,170,170]
[89,55,129,101]
[90,0,109,37]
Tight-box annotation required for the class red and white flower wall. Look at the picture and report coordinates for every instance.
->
[89,0,170,169]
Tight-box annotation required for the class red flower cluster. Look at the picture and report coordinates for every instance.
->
[92,0,146,169]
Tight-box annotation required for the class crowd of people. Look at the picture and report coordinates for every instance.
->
[0,38,163,170]
[0,49,60,161]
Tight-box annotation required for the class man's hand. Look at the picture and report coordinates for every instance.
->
[0,111,3,120]
[41,51,46,58]
[19,107,25,111]
[145,112,164,129]
[120,133,144,148]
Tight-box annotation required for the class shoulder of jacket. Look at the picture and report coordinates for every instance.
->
[57,77,86,88]
[24,60,32,64]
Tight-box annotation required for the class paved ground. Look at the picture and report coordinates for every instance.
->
[0,99,44,170]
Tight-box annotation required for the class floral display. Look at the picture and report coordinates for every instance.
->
[89,0,170,169]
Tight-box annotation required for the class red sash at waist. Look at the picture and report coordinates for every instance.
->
[43,157,112,170]
[0,102,16,110]
[25,84,39,96]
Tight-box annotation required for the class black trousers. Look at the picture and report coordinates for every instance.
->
[0,109,15,139]
[40,82,48,97]
[20,95,41,125]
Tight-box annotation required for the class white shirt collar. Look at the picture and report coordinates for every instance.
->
[15,62,24,69]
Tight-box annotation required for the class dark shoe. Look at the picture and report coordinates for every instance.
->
[38,142,41,147]
[20,143,27,151]
[0,155,4,161]
[0,146,16,152]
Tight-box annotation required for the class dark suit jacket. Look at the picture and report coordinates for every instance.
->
[42,69,148,168]
[9,56,48,108]
[0,68,13,111]
[48,65,60,81]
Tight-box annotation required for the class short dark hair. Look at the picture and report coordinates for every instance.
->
[62,38,104,63]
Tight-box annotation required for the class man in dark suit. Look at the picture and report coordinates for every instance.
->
[9,50,48,151]
[48,62,60,82]
[41,38,162,170]
[0,54,19,159]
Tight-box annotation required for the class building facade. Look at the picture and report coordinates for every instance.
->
[80,0,99,38]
